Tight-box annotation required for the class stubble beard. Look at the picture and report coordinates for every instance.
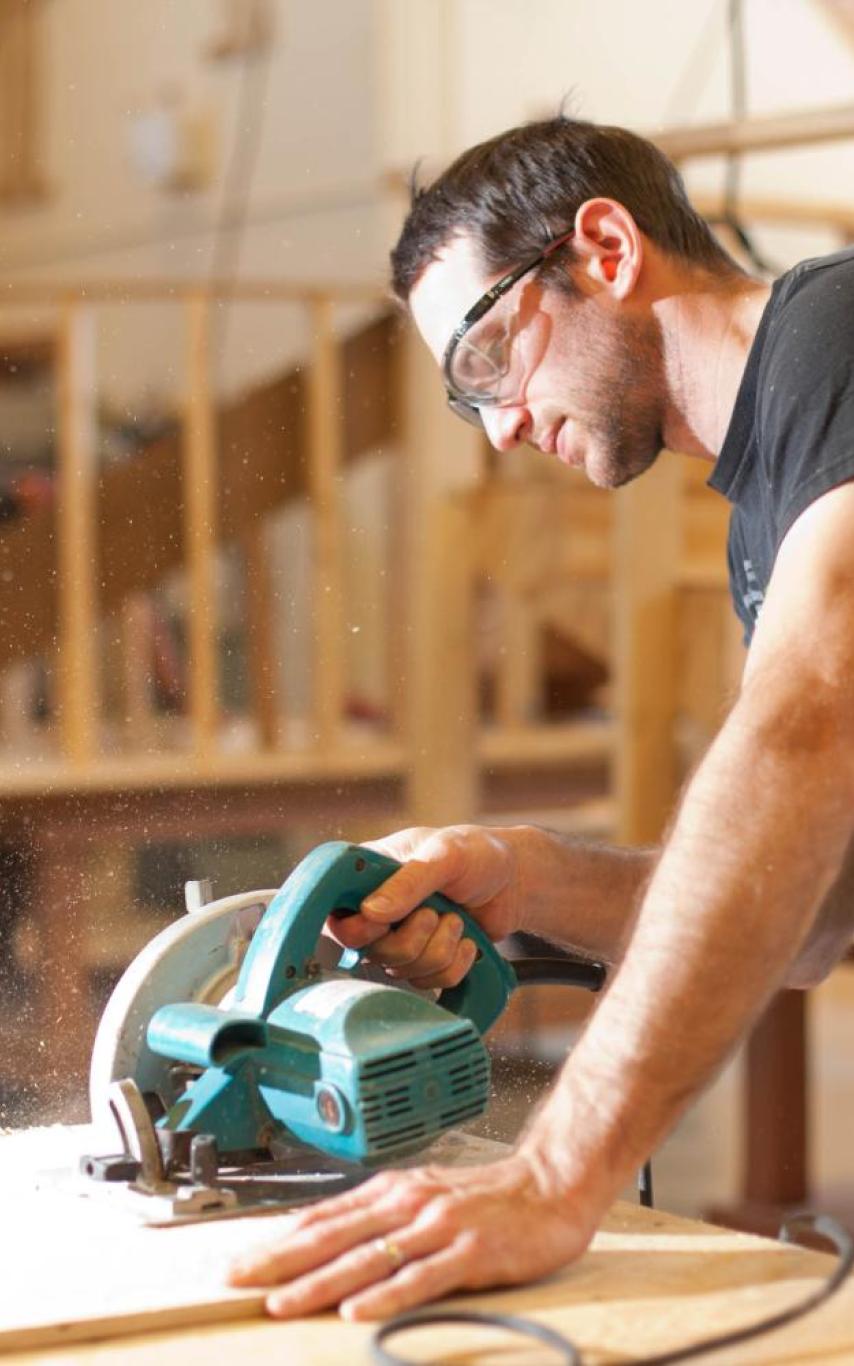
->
[580,311,666,490]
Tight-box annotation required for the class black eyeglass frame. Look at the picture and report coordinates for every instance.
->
[441,229,575,426]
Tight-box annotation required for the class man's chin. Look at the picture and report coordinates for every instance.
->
[586,441,662,490]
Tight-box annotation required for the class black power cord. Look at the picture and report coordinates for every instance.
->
[373,1309,580,1365]
[638,1159,654,1209]
[371,1213,854,1365]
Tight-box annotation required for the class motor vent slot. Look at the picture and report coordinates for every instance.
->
[362,1051,417,1079]
[360,1026,490,1157]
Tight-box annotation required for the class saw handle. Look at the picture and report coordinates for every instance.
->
[332,851,519,1035]
[231,841,517,1034]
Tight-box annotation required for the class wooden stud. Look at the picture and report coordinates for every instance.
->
[305,296,345,750]
[0,280,384,305]
[0,0,43,203]
[494,591,540,730]
[613,452,682,845]
[183,292,219,758]
[56,301,99,765]
[384,326,408,743]
[410,492,477,824]
[691,191,854,236]
[241,526,280,749]
[119,593,158,749]
[400,327,482,825]
[655,102,854,162]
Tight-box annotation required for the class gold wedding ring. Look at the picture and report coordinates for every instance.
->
[374,1236,406,1271]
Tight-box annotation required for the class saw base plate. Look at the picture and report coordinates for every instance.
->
[77,1145,371,1226]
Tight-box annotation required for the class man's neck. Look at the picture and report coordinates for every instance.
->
[655,271,771,464]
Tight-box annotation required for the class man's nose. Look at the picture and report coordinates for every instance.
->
[481,405,531,452]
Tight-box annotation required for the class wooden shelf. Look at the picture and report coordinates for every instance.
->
[478,718,614,768]
[0,738,408,798]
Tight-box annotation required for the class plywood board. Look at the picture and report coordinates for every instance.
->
[0,1125,505,1352]
[2,1126,854,1363]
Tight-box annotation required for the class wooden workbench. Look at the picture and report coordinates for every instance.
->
[2,1126,854,1363]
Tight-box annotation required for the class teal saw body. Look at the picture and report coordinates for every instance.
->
[144,842,517,1165]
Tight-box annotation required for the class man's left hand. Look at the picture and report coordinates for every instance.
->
[228,1154,595,1320]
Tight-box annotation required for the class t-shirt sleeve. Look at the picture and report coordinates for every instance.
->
[725,510,759,647]
[758,270,854,544]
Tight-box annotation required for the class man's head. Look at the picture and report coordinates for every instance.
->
[390,116,743,487]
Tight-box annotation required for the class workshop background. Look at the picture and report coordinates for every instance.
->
[0,0,853,1231]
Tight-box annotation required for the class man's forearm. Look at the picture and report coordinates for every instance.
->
[520,676,854,1210]
[505,824,655,964]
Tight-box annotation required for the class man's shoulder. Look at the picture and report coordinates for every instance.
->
[761,247,854,388]
[776,245,854,301]
[770,245,852,325]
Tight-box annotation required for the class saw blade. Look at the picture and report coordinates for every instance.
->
[89,883,437,1151]
[89,889,276,1144]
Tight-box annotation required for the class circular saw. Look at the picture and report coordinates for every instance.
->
[84,841,606,1222]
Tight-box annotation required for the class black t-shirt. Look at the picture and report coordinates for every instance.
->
[709,247,854,645]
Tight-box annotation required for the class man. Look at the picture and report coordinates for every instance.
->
[229,117,854,1320]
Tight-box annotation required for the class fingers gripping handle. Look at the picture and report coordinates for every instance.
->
[232,841,516,1033]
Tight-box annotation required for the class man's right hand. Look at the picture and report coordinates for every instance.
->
[325,825,524,990]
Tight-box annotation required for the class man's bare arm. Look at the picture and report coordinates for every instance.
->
[228,484,854,1323]
[521,482,854,1205]
[327,822,654,982]
[331,807,848,990]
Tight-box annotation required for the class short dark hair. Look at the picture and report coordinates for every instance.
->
[390,116,740,303]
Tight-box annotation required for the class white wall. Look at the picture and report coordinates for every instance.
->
[9,0,851,405]
[1,0,388,405]
[5,0,383,280]
[376,0,854,271]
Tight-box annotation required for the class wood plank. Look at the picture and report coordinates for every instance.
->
[119,594,158,747]
[0,739,408,797]
[305,297,345,750]
[384,324,409,743]
[613,453,681,844]
[692,190,854,234]
[655,102,854,161]
[56,301,99,764]
[0,719,613,796]
[0,279,384,304]
[408,493,478,824]
[240,529,280,749]
[0,1127,505,1352]
[401,329,482,825]
[494,591,540,728]
[478,718,614,767]
[183,293,219,758]
[1,1126,851,1361]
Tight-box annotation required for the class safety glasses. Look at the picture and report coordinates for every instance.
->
[441,229,574,428]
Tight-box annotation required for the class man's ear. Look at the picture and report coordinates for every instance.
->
[571,198,643,299]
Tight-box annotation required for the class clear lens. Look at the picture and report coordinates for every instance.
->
[448,314,513,404]
[447,285,548,406]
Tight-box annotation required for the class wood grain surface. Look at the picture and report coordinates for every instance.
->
[2,1125,853,1363]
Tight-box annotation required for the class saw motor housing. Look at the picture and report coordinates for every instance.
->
[148,979,490,1165]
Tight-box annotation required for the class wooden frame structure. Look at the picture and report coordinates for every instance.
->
[0,277,644,1097]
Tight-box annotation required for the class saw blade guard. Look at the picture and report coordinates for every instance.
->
[88,888,276,1144]
[230,841,517,1034]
